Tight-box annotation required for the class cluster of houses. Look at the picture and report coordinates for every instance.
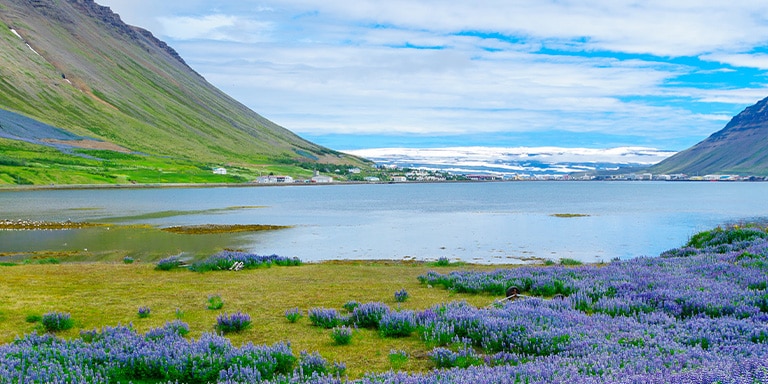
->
[212,165,766,184]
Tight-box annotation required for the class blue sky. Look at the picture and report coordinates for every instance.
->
[98,1,768,151]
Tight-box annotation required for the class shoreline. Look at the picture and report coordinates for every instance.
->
[0,178,759,193]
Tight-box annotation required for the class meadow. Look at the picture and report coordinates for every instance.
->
[1,225,768,383]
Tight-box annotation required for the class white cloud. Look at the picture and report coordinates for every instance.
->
[157,14,273,42]
[97,0,768,149]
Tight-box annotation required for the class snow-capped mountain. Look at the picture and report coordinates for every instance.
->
[344,146,676,176]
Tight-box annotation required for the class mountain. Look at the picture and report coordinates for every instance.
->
[345,146,675,177]
[650,96,768,176]
[0,0,366,185]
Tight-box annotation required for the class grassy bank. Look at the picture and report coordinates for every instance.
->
[0,261,503,378]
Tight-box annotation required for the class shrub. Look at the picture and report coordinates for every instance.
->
[123,256,134,264]
[428,345,484,369]
[331,326,353,345]
[687,225,768,249]
[285,307,303,323]
[137,306,150,318]
[155,255,181,271]
[394,288,409,303]
[379,310,416,337]
[25,314,42,323]
[435,257,451,266]
[216,312,252,333]
[207,294,224,310]
[189,250,301,272]
[146,320,190,340]
[349,302,390,328]
[308,308,344,329]
[174,308,184,319]
[559,258,583,266]
[41,311,74,332]
[296,351,329,377]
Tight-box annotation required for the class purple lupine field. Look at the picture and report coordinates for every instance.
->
[2,224,768,383]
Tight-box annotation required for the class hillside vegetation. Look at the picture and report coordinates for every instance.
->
[0,0,368,185]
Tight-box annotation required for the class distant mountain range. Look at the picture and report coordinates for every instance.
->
[350,94,768,178]
[0,0,366,185]
[345,147,676,176]
[651,96,768,176]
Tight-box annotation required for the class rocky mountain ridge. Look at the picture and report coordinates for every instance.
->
[650,96,768,176]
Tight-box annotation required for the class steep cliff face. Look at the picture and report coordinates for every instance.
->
[650,97,768,176]
[0,0,356,166]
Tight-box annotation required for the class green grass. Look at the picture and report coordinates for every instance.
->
[0,261,505,378]
[0,138,335,185]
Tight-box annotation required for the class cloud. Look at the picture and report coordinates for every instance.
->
[97,0,768,150]
[157,14,273,42]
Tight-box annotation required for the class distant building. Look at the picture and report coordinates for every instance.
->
[364,176,380,182]
[349,168,362,174]
[311,175,333,183]
[213,167,227,175]
[466,174,503,181]
[255,175,294,184]
[390,176,407,182]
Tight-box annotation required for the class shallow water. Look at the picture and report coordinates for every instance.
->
[1,182,767,263]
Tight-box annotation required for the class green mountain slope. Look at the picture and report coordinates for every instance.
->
[0,0,367,185]
[650,96,768,176]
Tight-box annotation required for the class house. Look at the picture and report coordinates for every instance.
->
[212,167,227,175]
[364,176,380,182]
[466,174,503,181]
[390,176,407,182]
[311,175,333,183]
[349,168,362,174]
[255,175,294,184]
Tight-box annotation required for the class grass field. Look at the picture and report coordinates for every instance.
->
[0,261,505,378]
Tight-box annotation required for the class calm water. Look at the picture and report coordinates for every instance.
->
[1,182,767,264]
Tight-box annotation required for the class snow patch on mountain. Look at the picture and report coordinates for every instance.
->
[344,146,677,175]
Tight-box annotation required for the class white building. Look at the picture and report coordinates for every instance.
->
[311,175,333,183]
[213,167,227,175]
[255,175,294,184]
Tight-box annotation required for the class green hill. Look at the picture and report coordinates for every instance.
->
[650,96,768,176]
[0,0,368,185]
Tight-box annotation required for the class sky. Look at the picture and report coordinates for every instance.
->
[97,1,768,151]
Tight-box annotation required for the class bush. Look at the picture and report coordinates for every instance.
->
[137,306,151,318]
[435,257,451,266]
[296,351,329,377]
[25,314,42,323]
[155,255,182,271]
[189,250,301,272]
[308,308,344,329]
[349,302,390,328]
[394,288,409,303]
[559,258,583,266]
[285,307,303,323]
[41,312,74,332]
[687,225,768,249]
[207,294,224,310]
[216,312,252,333]
[379,311,416,337]
[146,320,190,340]
[123,256,134,264]
[331,326,353,345]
